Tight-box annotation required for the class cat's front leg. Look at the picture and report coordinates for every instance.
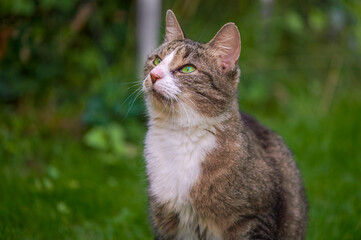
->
[149,199,179,240]
[151,212,178,240]
[223,217,277,240]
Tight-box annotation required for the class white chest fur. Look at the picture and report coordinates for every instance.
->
[145,123,219,239]
[145,124,217,205]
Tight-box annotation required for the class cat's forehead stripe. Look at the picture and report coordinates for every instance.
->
[162,50,176,64]
[161,47,184,69]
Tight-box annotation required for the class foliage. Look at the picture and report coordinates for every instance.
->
[1,0,361,239]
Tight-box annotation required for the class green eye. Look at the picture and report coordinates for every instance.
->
[180,65,196,73]
[153,57,161,66]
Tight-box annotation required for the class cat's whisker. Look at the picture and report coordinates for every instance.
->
[160,85,180,100]
[167,99,173,123]
[165,98,173,123]
[179,100,191,127]
[95,81,143,106]
[121,83,143,94]
[173,96,183,123]
[172,99,177,123]
[120,87,142,108]
[122,88,143,120]
[115,82,144,108]
[152,95,170,121]
[117,80,143,85]
[186,97,207,124]
[174,98,185,123]
[171,98,177,123]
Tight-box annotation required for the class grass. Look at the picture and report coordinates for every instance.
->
[241,83,361,239]
[2,0,361,238]
[0,113,152,239]
[1,62,361,240]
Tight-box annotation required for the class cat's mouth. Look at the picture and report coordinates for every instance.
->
[151,87,168,101]
[143,78,168,102]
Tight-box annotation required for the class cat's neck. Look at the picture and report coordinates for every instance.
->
[147,98,240,130]
[148,108,232,131]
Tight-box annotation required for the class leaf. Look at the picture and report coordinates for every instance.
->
[56,201,71,214]
[285,12,304,34]
[83,123,127,157]
[309,9,327,31]
[83,126,108,150]
[107,123,126,156]
[47,165,60,179]
[11,0,35,15]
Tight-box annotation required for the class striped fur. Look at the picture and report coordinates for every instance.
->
[143,10,307,240]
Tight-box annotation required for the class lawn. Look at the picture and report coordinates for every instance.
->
[1,0,361,239]
[1,71,360,239]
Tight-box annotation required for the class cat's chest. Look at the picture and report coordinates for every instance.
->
[145,125,217,204]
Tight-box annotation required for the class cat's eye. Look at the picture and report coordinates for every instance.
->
[180,65,196,73]
[153,57,161,66]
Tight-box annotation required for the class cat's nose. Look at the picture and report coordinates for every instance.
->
[150,70,163,84]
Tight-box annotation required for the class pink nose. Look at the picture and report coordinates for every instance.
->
[150,69,164,83]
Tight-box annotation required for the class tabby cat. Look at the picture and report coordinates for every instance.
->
[142,10,307,240]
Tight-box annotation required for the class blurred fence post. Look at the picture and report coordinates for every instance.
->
[260,0,274,42]
[136,0,162,77]
[260,0,274,19]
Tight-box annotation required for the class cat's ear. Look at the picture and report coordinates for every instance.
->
[165,10,184,42]
[208,23,241,73]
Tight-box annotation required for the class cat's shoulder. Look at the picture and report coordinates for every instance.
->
[240,112,288,151]
[240,112,273,137]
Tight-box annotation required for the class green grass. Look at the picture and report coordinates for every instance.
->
[1,0,361,238]
[1,90,360,240]
[1,71,361,240]
[0,114,153,239]
[241,85,361,239]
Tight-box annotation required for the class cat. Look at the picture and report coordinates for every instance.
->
[142,10,307,240]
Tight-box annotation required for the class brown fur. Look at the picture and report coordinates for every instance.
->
[190,112,307,239]
[144,10,307,240]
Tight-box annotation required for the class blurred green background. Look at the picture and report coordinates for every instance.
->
[1,0,360,239]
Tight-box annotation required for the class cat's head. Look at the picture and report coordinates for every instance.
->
[143,10,241,126]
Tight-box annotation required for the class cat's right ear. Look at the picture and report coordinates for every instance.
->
[165,10,184,42]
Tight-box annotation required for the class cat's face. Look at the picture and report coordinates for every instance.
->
[143,10,241,124]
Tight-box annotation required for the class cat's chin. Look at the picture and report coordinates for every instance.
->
[151,88,168,101]
[147,88,175,113]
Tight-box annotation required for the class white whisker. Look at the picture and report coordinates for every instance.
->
[122,88,143,120]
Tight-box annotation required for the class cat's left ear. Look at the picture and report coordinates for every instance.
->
[208,23,241,73]
[165,10,184,42]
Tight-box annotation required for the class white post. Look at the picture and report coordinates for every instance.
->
[136,0,162,76]
[260,0,274,19]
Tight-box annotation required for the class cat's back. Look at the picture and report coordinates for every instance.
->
[241,112,308,239]
[241,113,290,156]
